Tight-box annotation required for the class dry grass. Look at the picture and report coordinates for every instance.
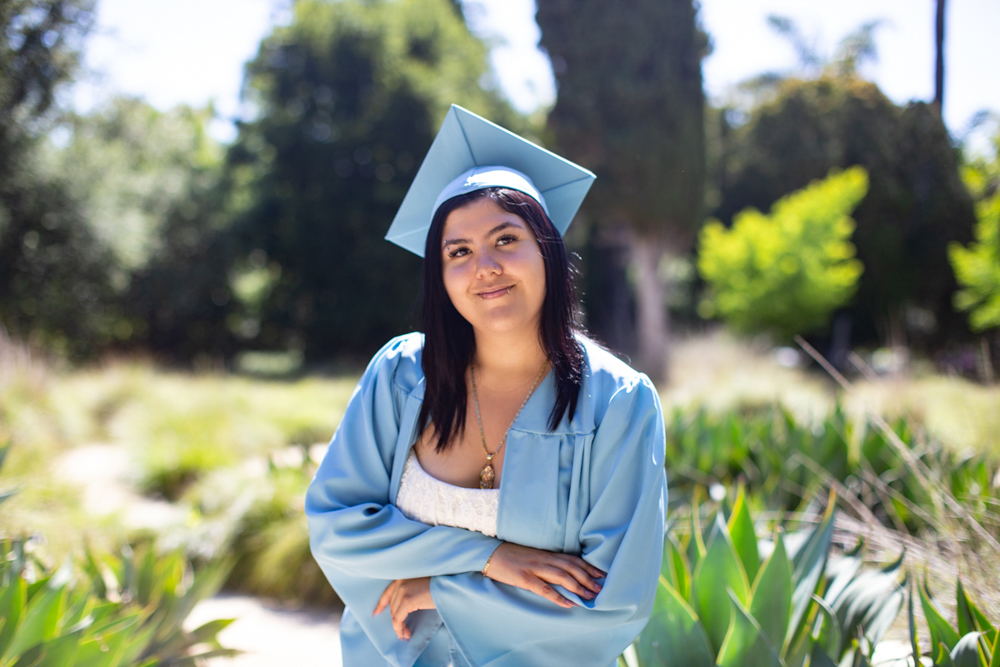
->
[664,331,834,420]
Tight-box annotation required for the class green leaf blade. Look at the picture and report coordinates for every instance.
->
[717,590,782,667]
[692,513,750,655]
[635,578,716,667]
[728,486,760,584]
[748,529,793,652]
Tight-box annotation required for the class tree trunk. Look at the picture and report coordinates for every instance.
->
[630,236,670,385]
[934,0,946,114]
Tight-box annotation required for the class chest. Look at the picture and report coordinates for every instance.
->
[413,386,534,489]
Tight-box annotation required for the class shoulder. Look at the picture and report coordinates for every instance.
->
[363,332,425,397]
[577,336,659,423]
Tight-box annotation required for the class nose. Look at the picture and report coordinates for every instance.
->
[475,249,502,279]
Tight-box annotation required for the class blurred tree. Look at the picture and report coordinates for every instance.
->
[44,97,236,358]
[713,76,976,348]
[536,0,709,382]
[698,167,867,341]
[0,0,117,358]
[0,0,93,179]
[228,0,522,359]
[949,129,1000,333]
[48,97,223,273]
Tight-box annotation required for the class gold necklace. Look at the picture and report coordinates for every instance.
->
[470,361,548,489]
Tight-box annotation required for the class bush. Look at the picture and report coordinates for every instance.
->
[698,167,867,341]
[628,488,905,666]
[950,130,1000,333]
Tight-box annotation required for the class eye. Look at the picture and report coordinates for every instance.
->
[446,246,470,258]
[496,233,518,247]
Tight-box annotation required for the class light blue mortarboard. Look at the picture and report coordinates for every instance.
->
[384,104,596,258]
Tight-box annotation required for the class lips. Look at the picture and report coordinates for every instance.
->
[478,285,513,299]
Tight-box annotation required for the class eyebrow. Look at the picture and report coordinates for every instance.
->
[442,221,522,248]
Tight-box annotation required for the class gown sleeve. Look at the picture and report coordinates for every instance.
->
[428,374,668,667]
[305,335,502,595]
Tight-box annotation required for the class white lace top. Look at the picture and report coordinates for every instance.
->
[395,450,500,537]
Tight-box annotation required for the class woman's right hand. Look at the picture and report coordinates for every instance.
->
[482,543,606,609]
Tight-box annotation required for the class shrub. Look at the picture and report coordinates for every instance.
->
[627,488,905,666]
[698,167,867,341]
[950,130,1000,333]
[0,538,238,666]
[909,575,1000,666]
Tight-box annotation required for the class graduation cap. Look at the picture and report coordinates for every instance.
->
[384,104,596,258]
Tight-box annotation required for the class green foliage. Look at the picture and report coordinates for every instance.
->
[713,76,976,345]
[0,538,237,666]
[664,404,1000,538]
[910,575,1000,666]
[0,0,118,359]
[0,0,94,162]
[950,130,1000,332]
[0,446,237,666]
[230,0,521,358]
[698,167,867,340]
[631,489,905,666]
[45,97,223,273]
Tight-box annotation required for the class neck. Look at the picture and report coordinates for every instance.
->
[472,326,548,384]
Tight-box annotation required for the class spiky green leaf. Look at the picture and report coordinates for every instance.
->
[935,641,957,667]
[921,577,961,653]
[787,498,836,645]
[0,574,26,659]
[728,486,760,584]
[950,632,984,667]
[635,578,715,667]
[717,590,782,667]
[693,512,750,654]
[748,528,792,651]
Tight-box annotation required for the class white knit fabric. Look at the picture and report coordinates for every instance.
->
[396,450,500,537]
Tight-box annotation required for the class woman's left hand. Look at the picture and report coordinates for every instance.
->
[373,577,436,641]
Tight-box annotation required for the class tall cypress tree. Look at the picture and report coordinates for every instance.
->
[536,0,709,381]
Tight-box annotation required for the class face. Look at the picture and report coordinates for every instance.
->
[440,197,547,337]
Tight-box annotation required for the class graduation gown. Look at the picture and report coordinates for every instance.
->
[305,333,667,667]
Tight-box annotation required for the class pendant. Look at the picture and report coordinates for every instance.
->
[479,463,495,489]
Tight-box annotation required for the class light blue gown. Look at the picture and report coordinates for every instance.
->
[306,333,667,667]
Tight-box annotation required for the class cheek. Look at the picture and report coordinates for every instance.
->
[441,264,467,303]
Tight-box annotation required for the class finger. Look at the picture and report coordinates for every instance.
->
[373,581,397,617]
[390,599,413,641]
[527,576,577,609]
[548,557,604,595]
[538,564,597,600]
[558,554,606,580]
[390,589,419,641]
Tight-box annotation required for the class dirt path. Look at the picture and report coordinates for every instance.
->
[186,595,343,666]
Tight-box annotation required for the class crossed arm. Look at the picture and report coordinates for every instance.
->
[373,542,606,641]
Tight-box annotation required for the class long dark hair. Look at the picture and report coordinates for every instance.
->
[417,188,584,452]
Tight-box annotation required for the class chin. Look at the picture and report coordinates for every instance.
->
[474,310,541,336]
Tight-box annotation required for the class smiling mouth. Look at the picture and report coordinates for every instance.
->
[478,286,513,299]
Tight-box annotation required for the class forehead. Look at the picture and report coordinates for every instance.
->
[442,198,529,239]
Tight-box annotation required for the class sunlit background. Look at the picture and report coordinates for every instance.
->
[3,0,1000,664]
[74,0,1000,143]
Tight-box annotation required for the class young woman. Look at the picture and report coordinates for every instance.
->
[306,106,666,667]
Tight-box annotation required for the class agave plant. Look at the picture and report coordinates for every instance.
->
[0,443,238,666]
[626,488,906,667]
[0,538,238,667]
[909,574,1000,667]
